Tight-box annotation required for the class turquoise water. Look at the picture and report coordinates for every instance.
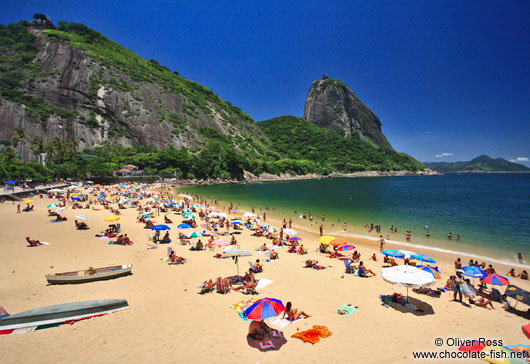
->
[179,174,530,265]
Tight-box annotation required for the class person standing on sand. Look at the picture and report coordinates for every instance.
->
[288,219,292,228]
[343,223,347,231]
[17,204,21,213]
[453,271,464,302]
[379,235,385,251]
[263,213,266,222]
[319,224,323,236]
[455,258,462,269]
[322,215,325,222]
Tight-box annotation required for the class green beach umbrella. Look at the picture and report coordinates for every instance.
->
[182,212,195,219]
[188,231,204,238]
[47,203,59,208]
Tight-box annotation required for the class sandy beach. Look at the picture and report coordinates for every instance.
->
[0,183,528,364]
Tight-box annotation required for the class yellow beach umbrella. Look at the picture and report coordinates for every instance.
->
[22,199,34,204]
[104,216,120,222]
[70,193,79,196]
[319,235,336,245]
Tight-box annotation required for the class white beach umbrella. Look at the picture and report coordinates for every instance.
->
[208,212,220,218]
[243,212,257,217]
[179,194,193,199]
[217,212,228,218]
[283,228,297,236]
[55,207,67,212]
[75,215,89,220]
[398,250,417,259]
[382,265,436,302]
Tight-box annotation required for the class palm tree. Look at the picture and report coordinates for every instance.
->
[30,136,45,177]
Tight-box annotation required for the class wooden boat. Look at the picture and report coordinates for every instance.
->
[45,264,132,284]
[0,299,129,335]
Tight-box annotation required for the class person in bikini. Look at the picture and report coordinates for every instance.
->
[281,301,310,322]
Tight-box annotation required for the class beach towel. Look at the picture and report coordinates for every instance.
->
[270,316,302,329]
[259,340,275,350]
[291,325,332,344]
[334,304,358,318]
[230,298,259,317]
[255,278,273,290]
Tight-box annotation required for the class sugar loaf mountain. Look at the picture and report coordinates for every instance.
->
[0,15,425,181]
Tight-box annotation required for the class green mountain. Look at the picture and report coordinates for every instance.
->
[424,155,530,173]
[258,116,424,173]
[0,17,425,181]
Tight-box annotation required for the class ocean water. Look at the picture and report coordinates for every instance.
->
[179,174,530,266]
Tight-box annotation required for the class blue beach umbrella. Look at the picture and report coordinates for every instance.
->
[231,220,243,225]
[459,266,487,279]
[244,298,285,321]
[177,223,192,229]
[411,254,436,264]
[417,265,441,279]
[152,224,171,231]
[381,249,405,258]
[4,180,16,184]
[72,197,81,201]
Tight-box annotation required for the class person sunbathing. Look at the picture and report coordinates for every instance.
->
[202,279,215,292]
[164,215,173,223]
[297,245,306,255]
[25,237,43,246]
[445,275,455,291]
[369,253,377,261]
[328,250,343,258]
[48,209,58,216]
[145,220,155,229]
[248,320,270,340]
[216,277,232,293]
[305,259,319,268]
[55,214,67,221]
[260,243,269,252]
[253,259,263,273]
[269,250,279,259]
[161,232,171,243]
[506,268,519,277]
[288,245,297,253]
[75,220,89,230]
[231,236,237,245]
[281,301,310,322]
[169,253,187,264]
[358,261,376,276]
[469,295,494,309]
[233,269,258,293]
[350,251,360,262]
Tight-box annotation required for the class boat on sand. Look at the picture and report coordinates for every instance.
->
[45,264,132,284]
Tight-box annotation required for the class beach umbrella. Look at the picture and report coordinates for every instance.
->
[75,215,88,220]
[411,254,436,264]
[182,212,195,219]
[4,180,16,184]
[381,265,436,302]
[218,212,228,218]
[179,194,193,199]
[259,222,269,228]
[104,216,120,222]
[267,226,277,233]
[243,212,257,217]
[143,215,154,220]
[288,236,302,242]
[86,181,94,184]
[504,285,530,307]
[249,223,258,230]
[191,204,200,209]
[507,345,530,353]
[181,208,191,213]
[177,223,192,229]
[319,235,336,245]
[221,250,252,275]
[55,206,67,212]
[152,224,170,231]
[336,244,356,252]
[481,274,510,286]
[71,197,81,201]
[417,265,441,279]
[381,249,405,258]
[212,239,230,247]
[188,231,203,238]
[231,220,243,225]
[283,228,297,236]
[459,266,487,279]
[208,212,220,218]
[22,199,34,204]
[329,237,349,247]
[398,250,416,259]
[47,203,59,208]
[243,298,285,321]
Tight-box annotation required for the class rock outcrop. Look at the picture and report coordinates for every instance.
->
[0,25,267,154]
[303,75,393,150]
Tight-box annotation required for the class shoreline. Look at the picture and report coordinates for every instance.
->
[174,186,528,274]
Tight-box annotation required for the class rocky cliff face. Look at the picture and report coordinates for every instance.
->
[303,75,393,150]
[0,24,266,154]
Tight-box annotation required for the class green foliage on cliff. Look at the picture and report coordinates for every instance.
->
[258,116,424,172]
[43,23,254,123]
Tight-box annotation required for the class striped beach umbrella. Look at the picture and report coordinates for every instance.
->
[336,244,356,252]
[47,203,59,208]
[381,249,405,258]
[182,212,195,219]
[481,274,510,286]
[288,236,302,242]
[244,298,285,321]
[411,254,436,264]
[231,220,243,225]
[267,226,277,233]
[75,215,89,220]
[417,265,441,279]
[187,231,203,238]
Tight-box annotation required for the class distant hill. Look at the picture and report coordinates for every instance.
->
[424,155,530,173]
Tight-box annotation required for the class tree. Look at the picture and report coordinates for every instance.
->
[12,127,28,184]
[30,136,45,175]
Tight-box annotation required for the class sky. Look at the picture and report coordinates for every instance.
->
[2,1,529,164]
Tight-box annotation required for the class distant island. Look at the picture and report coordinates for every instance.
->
[423,155,530,173]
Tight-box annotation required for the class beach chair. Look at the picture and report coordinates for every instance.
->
[343,259,353,274]
[216,277,230,294]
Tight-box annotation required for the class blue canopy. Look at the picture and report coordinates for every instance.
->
[177,223,192,229]
[459,265,487,278]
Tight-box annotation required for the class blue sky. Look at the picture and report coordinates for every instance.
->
[2,1,529,164]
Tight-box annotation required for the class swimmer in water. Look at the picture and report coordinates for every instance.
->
[426,231,430,237]
[518,253,525,264]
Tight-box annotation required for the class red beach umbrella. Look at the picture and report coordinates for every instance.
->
[481,274,510,286]
[243,298,285,321]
